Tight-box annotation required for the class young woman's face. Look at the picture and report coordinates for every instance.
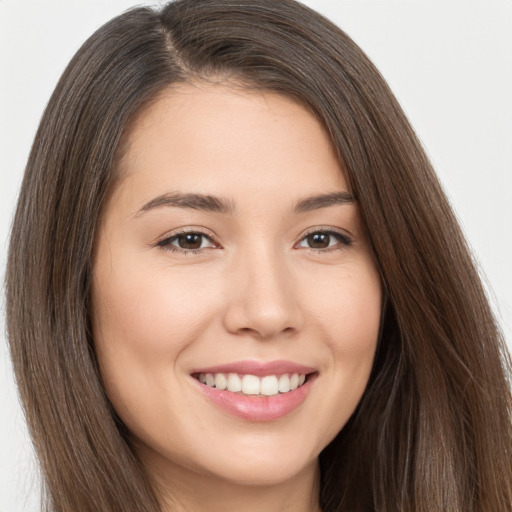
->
[91,83,382,493]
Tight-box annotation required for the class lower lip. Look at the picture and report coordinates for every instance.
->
[193,374,317,422]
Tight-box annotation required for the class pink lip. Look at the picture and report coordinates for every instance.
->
[191,360,316,377]
[190,360,318,422]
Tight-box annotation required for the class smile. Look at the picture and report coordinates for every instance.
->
[191,361,317,421]
[194,372,308,396]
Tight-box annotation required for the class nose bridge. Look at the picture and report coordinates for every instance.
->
[223,238,301,339]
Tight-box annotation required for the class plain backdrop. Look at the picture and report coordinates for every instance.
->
[1,1,511,510]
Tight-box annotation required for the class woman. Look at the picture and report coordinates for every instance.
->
[5,0,512,511]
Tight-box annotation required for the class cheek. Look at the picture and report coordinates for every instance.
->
[93,252,217,355]
[310,258,382,351]
[90,253,219,420]
[307,260,382,434]
[332,268,381,373]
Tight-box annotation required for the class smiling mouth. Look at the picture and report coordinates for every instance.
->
[191,364,318,421]
[192,372,311,397]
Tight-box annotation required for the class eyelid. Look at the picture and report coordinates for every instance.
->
[153,225,353,254]
[294,226,353,251]
[155,227,221,253]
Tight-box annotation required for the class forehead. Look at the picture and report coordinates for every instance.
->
[113,82,348,210]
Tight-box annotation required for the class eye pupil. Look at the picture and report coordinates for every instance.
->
[308,233,330,249]
[178,233,202,249]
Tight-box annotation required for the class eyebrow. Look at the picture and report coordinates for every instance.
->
[135,192,236,217]
[293,191,356,213]
[135,190,356,217]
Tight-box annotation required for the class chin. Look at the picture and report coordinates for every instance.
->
[205,453,317,487]
[187,431,321,487]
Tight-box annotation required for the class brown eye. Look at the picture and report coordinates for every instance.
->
[297,230,352,251]
[306,233,331,249]
[157,231,216,252]
[176,233,203,250]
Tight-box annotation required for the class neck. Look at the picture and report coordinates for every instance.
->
[144,451,321,512]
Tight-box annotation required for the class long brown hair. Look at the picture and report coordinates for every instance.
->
[6,1,512,510]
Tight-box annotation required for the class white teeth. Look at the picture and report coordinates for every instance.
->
[260,375,279,396]
[197,373,306,396]
[214,373,227,390]
[278,374,291,393]
[242,375,260,395]
[227,373,242,392]
[197,372,308,396]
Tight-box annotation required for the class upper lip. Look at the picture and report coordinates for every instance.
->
[191,360,317,377]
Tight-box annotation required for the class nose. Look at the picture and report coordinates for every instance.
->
[222,245,303,340]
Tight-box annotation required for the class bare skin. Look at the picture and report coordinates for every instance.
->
[91,82,382,512]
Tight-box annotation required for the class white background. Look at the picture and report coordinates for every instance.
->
[1,1,511,510]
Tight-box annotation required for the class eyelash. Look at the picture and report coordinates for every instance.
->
[156,228,352,255]
[156,228,217,255]
[296,228,352,253]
